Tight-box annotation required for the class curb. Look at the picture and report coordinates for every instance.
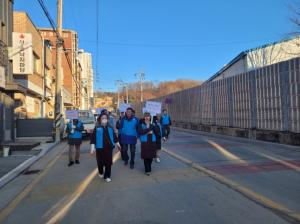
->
[162,147,300,224]
[0,141,60,189]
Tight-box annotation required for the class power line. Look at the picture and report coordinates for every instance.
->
[36,0,59,37]
[36,0,82,96]
[78,38,275,48]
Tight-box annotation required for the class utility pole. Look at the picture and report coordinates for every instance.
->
[135,71,145,102]
[115,80,123,109]
[54,0,63,142]
[124,83,129,103]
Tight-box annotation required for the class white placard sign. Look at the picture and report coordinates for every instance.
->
[12,32,33,74]
[119,103,131,112]
[96,108,104,114]
[65,110,79,119]
[142,107,147,115]
[145,101,162,116]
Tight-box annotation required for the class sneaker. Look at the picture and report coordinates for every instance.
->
[75,160,80,164]
[156,158,161,163]
[105,178,112,183]
[98,174,104,178]
[68,161,74,167]
[145,172,151,176]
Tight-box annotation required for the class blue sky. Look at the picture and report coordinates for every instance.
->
[14,0,295,91]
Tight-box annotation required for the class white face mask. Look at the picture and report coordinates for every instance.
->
[101,119,108,126]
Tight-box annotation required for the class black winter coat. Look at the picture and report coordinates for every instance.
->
[138,121,157,159]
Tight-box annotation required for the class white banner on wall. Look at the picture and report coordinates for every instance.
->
[12,32,33,74]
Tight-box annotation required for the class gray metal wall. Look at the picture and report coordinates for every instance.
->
[16,119,54,137]
[138,57,300,134]
[0,93,14,144]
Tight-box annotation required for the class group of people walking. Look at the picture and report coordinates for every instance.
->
[66,107,172,183]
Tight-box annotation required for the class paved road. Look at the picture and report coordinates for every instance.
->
[0,129,299,224]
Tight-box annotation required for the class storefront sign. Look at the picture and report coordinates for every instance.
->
[12,32,33,74]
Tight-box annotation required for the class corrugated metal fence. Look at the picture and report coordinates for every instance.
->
[135,57,300,134]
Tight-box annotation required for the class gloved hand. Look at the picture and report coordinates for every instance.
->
[116,142,121,150]
[90,144,96,155]
[163,137,167,142]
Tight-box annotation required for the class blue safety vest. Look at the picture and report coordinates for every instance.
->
[109,116,114,127]
[121,117,138,137]
[140,124,156,143]
[161,115,171,125]
[67,121,83,139]
[95,126,115,149]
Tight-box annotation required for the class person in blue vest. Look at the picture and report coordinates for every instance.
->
[66,118,84,166]
[120,107,139,169]
[138,112,158,175]
[100,109,114,128]
[116,112,125,161]
[152,116,166,163]
[90,113,121,183]
[160,109,172,139]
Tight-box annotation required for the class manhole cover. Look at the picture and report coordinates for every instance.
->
[23,170,41,175]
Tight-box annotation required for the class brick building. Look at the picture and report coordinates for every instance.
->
[0,0,23,143]
[39,28,82,111]
[12,12,55,118]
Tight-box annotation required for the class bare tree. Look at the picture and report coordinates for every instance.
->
[289,1,300,36]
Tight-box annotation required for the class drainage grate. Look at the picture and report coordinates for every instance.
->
[23,169,41,175]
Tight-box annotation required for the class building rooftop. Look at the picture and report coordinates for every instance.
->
[205,36,300,83]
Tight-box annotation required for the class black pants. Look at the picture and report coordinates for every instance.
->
[120,144,126,161]
[144,159,153,173]
[163,125,171,138]
[118,135,125,161]
[122,144,136,165]
[98,165,111,179]
[96,152,111,179]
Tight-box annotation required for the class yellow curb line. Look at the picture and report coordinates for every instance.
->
[46,151,121,224]
[162,147,300,224]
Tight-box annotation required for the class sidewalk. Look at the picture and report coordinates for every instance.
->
[0,140,59,188]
